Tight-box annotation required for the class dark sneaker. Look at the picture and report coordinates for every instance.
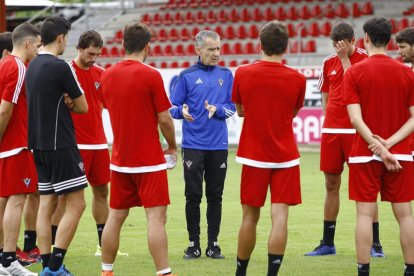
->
[371,242,385,257]
[305,240,336,256]
[40,265,74,276]
[183,241,201,259]
[205,242,225,259]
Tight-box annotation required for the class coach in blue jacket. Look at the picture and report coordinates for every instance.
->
[170,30,235,260]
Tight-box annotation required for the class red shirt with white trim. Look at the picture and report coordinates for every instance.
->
[102,60,171,173]
[69,61,108,149]
[0,55,28,158]
[318,48,367,132]
[232,61,306,168]
[343,54,414,162]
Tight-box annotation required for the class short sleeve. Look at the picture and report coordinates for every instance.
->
[342,69,360,105]
[2,60,25,104]
[62,62,84,99]
[408,73,414,107]
[231,68,242,104]
[295,75,306,110]
[151,71,172,113]
[317,60,329,93]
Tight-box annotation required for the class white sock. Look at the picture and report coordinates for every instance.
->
[156,267,171,275]
[102,263,113,271]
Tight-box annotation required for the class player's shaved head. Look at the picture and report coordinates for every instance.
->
[12,23,40,46]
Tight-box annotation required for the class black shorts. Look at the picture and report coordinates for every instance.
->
[33,147,88,195]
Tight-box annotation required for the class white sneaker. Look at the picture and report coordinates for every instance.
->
[4,260,37,276]
[0,264,11,275]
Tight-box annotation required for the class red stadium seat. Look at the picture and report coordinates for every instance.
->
[218,60,225,67]
[164,45,174,56]
[157,29,168,42]
[185,11,194,24]
[352,2,361,17]
[211,0,221,6]
[195,10,205,24]
[298,24,308,37]
[308,22,320,37]
[200,0,209,7]
[163,12,173,25]
[191,27,200,37]
[110,46,120,56]
[240,59,250,65]
[174,12,183,25]
[335,3,350,18]
[289,40,301,53]
[244,42,255,54]
[148,62,156,68]
[152,45,162,56]
[160,61,168,68]
[221,43,231,55]
[287,23,297,37]
[237,25,248,39]
[356,38,365,49]
[169,28,179,41]
[153,13,162,25]
[387,39,398,51]
[233,42,244,54]
[215,26,225,38]
[303,40,316,53]
[185,44,196,55]
[248,25,259,39]
[275,7,287,21]
[320,21,332,36]
[217,9,228,23]
[241,8,251,22]
[287,6,299,20]
[114,30,123,43]
[325,4,335,19]
[170,61,179,68]
[252,8,263,21]
[361,1,374,15]
[142,13,151,25]
[175,44,185,56]
[180,28,190,41]
[264,7,274,21]
[206,10,216,24]
[299,6,312,19]
[189,0,199,8]
[229,60,238,67]
[398,18,410,30]
[182,61,191,68]
[104,63,112,69]
[101,46,109,57]
[229,9,240,22]
[389,18,398,34]
[312,5,323,18]
[225,26,236,40]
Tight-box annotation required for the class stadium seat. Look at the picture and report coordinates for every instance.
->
[189,0,199,8]
[142,13,151,25]
[287,6,299,20]
[387,39,398,51]
[289,41,302,53]
[299,24,308,37]
[320,21,332,36]
[153,13,162,25]
[170,61,179,68]
[252,8,263,21]
[160,61,168,68]
[275,7,287,21]
[325,4,335,19]
[356,38,365,49]
[308,22,320,37]
[264,7,274,21]
[398,18,410,30]
[185,44,196,55]
[361,1,374,15]
[225,26,236,40]
[169,28,179,41]
[352,2,361,17]
[248,25,259,39]
[174,12,183,25]
[163,12,173,25]
[303,40,316,53]
[389,18,398,34]
[148,62,156,67]
[241,8,251,22]
[104,63,112,69]
[287,23,297,37]
[312,4,323,18]
[200,0,209,7]
[191,27,200,37]
[244,42,257,54]
[221,43,231,55]
[175,44,185,56]
[206,10,216,23]
[299,6,312,19]
[211,0,221,6]
[240,59,250,65]
[335,3,350,18]
[101,46,109,57]
[185,11,194,24]
[237,25,248,39]
[114,30,123,43]
[218,60,225,67]
[164,45,174,56]
[110,46,120,56]
[229,60,238,67]
[214,26,224,38]
[233,42,244,54]
[152,45,162,56]
[217,9,228,23]
[157,29,168,42]
[182,60,191,68]
[195,10,205,24]
[180,28,190,41]
[229,9,240,22]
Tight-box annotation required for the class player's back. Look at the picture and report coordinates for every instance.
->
[234,61,306,163]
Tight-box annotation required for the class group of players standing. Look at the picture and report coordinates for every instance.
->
[0,13,413,276]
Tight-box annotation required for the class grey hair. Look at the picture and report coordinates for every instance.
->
[195,30,220,47]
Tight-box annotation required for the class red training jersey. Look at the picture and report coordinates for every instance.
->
[343,54,414,162]
[318,47,367,132]
[69,61,107,149]
[0,55,29,158]
[102,60,171,173]
[232,61,306,168]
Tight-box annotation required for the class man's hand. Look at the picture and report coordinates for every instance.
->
[380,149,403,172]
[334,40,350,60]
[182,104,194,122]
[63,93,75,111]
[205,100,217,119]
[163,148,177,170]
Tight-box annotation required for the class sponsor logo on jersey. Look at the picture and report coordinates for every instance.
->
[94,82,101,90]
[195,78,203,84]
[330,70,337,76]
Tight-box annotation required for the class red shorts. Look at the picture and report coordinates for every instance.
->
[0,150,38,197]
[110,169,170,209]
[240,165,301,207]
[320,133,354,174]
[349,161,414,203]
[79,149,110,186]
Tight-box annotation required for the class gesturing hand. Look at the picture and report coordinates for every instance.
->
[182,104,194,122]
[205,100,217,119]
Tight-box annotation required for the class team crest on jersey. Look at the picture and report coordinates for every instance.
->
[218,78,224,87]
[185,160,193,169]
[94,82,101,90]
[22,178,31,188]
[78,162,85,172]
